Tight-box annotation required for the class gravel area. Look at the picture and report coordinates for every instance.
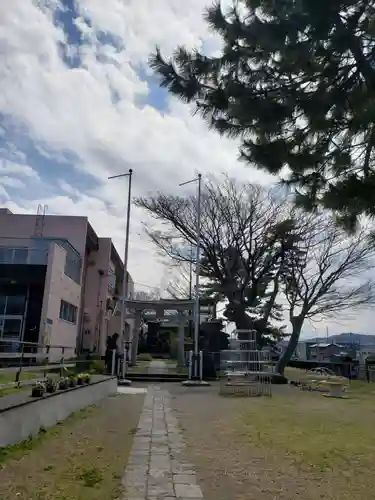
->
[0,393,144,500]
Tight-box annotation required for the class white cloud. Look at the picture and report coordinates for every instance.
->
[0,0,374,337]
[0,160,40,179]
[0,176,25,189]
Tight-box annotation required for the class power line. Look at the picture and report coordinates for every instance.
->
[133,281,161,290]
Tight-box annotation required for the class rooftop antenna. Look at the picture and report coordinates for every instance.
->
[34,204,48,236]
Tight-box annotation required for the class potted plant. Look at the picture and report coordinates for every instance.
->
[77,373,86,385]
[68,376,77,388]
[31,381,46,398]
[84,373,91,384]
[58,377,69,390]
[46,378,57,393]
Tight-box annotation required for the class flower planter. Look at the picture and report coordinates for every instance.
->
[46,384,57,394]
[58,380,69,391]
[69,378,77,388]
[31,387,45,398]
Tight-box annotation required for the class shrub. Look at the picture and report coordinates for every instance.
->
[90,359,105,374]
[77,373,91,384]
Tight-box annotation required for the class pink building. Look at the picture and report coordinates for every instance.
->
[0,208,134,362]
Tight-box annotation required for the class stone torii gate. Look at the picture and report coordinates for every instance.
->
[123,299,196,365]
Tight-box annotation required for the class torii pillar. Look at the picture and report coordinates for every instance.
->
[177,310,186,367]
[131,310,142,365]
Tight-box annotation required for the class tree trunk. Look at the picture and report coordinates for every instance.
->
[224,304,254,331]
[224,303,264,349]
[276,316,303,375]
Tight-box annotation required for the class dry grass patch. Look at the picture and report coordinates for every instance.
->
[0,393,144,500]
[169,382,375,500]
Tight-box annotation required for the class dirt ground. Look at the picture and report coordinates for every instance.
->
[167,382,375,500]
[0,393,144,500]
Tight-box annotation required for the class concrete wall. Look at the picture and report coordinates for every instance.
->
[0,376,117,447]
[81,238,112,354]
[81,238,136,357]
[40,244,81,361]
[0,211,88,259]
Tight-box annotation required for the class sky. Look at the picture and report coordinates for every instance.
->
[0,0,373,338]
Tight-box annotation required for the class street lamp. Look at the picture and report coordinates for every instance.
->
[179,174,202,381]
[108,169,133,385]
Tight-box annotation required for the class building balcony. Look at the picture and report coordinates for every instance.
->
[0,245,48,265]
[0,237,81,284]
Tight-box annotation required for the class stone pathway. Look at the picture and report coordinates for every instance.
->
[148,360,169,375]
[122,385,204,500]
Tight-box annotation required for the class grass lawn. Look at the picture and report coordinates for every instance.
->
[170,381,375,500]
[0,371,45,397]
[164,358,177,365]
[0,393,144,500]
[127,360,151,372]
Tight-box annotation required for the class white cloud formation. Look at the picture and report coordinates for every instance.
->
[0,0,373,337]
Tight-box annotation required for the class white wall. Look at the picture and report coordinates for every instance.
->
[40,244,81,362]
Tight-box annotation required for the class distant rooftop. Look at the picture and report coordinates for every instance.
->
[310,343,344,348]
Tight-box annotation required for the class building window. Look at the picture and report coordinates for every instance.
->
[59,300,77,324]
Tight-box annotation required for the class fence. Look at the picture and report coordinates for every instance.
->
[0,338,86,393]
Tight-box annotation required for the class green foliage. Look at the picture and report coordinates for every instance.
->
[149,0,375,228]
[90,359,106,374]
[77,467,103,487]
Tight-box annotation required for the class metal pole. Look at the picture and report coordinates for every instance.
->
[111,349,116,376]
[189,244,193,300]
[179,173,202,380]
[188,243,193,362]
[108,169,133,358]
[194,174,202,378]
[188,350,193,379]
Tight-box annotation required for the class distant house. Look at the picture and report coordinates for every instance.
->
[356,345,375,362]
[310,343,345,360]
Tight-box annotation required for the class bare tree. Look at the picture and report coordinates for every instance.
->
[277,215,375,374]
[166,260,193,300]
[135,177,298,343]
[133,289,161,301]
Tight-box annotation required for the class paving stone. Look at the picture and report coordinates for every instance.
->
[148,469,173,479]
[171,462,195,474]
[147,497,176,500]
[173,474,197,485]
[175,484,203,499]
[122,386,204,500]
[147,484,174,497]
[131,449,150,456]
[151,446,169,455]
[150,453,171,469]
[125,486,147,497]
[128,456,150,466]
